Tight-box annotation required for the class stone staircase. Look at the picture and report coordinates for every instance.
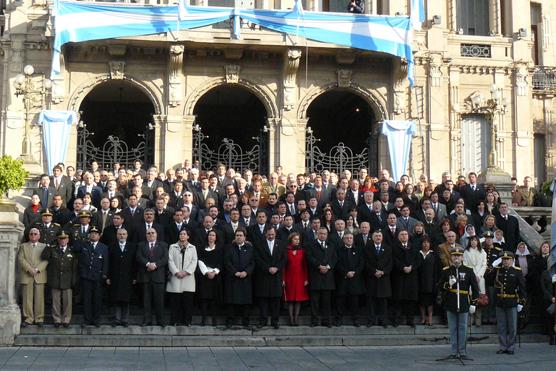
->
[15,317,547,347]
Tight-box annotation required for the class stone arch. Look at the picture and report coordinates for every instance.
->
[67,74,164,115]
[183,77,279,119]
[297,83,389,123]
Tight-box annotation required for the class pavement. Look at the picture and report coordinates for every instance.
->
[1,343,555,370]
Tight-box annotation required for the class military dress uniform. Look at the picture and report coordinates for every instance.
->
[41,232,78,327]
[485,251,527,354]
[483,231,503,324]
[33,210,62,248]
[438,247,479,357]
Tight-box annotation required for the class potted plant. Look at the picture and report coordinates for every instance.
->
[0,155,29,209]
[536,179,554,207]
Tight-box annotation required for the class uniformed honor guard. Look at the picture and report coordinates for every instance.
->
[41,231,78,328]
[73,226,109,327]
[18,228,48,327]
[33,209,61,248]
[486,251,527,355]
[438,246,479,360]
[483,230,502,324]
[69,210,93,244]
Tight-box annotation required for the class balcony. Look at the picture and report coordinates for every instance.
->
[532,67,556,92]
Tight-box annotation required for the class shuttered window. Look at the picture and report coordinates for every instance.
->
[457,0,489,36]
[461,115,490,174]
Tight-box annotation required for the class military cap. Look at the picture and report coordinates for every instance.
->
[501,251,514,259]
[78,210,92,218]
[482,230,494,238]
[57,231,70,239]
[41,208,53,217]
[450,246,465,255]
[89,226,100,234]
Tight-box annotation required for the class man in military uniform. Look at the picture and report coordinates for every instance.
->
[32,209,61,248]
[69,210,93,245]
[41,231,78,328]
[438,246,480,360]
[483,230,503,324]
[486,251,527,354]
[73,226,109,327]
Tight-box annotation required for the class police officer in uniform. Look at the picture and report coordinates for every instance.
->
[41,231,78,328]
[438,246,479,360]
[486,251,526,354]
[33,209,61,248]
[482,230,502,324]
[69,210,93,245]
[73,226,109,327]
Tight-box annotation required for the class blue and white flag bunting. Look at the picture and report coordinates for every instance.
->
[51,1,414,85]
[410,0,425,30]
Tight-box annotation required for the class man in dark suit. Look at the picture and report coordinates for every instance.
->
[50,165,73,206]
[277,215,299,242]
[142,168,163,201]
[356,191,375,225]
[365,230,392,327]
[306,227,337,327]
[73,227,109,327]
[35,174,55,209]
[165,209,189,245]
[121,194,144,227]
[239,204,256,228]
[95,198,114,233]
[101,212,129,247]
[136,228,168,326]
[253,227,287,329]
[247,210,270,247]
[335,232,365,326]
[50,195,73,227]
[134,209,165,243]
[106,228,137,327]
[102,179,124,205]
[194,215,224,248]
[330,188,352,221]
[178,192,201,222]
[153,197,173,226]
[495,202,521,252]
[220,208,241,245]
[77,172,103,208]
[382,212,399,247]
[346,179,363,207]
[195,178,219,208]
[354,222,372,250]
[459,172,486,213]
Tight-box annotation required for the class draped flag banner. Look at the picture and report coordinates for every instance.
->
[51,1,414,84]
[550,178,556,274]
[38,110,77,174]
[410,0,425,30]
[381,120,416,182]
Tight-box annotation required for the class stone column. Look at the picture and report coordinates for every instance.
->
[489,0,501,36]
[512,63,532,179]
[0,200,24,345]
[183,115,196,167]
[152,114,166,171]
[267,118,277,172]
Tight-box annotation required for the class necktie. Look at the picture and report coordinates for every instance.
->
[82,226,85,235]
[120,243,125,252]
[269,242,273,255]
[363,235,367,244]
[339,201,343,207]
[290,204,295,214]
[149,243,154,257]
[55,178,59,189]
[147,223,151,231]
[32,243,36,248]
[376,245,380,255]
[339,232,343,239]
[321,241,326,249]
[472,185,476,191]
[245,218,250,225]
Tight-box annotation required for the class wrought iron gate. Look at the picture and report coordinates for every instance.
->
[77,122,154,170]
[305,126,378,175]
[192,124,267,174]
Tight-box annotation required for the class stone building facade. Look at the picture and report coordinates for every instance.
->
[0,0,554,185]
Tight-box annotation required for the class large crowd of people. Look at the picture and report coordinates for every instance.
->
[18,160,555,352]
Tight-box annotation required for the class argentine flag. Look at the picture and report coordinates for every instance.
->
[410,0,425,30]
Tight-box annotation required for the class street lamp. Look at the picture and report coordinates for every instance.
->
[13,64,52,162]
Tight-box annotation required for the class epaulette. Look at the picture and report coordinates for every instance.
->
[73,224,80,227]
[443,266,450,270]
[53,223,60,226]
[463,264,472,268]
[513,266,521,270]
[494,246,502,251]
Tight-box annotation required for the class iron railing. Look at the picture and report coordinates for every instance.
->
[532,67,556,91]
[460,43,491,58]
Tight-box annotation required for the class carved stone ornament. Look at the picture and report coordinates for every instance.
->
[514,64,528,97]
[109,61,125,80]
[169,45,184,107]
[463,91,484,112]
[283,49,302,111]
[337,69,352,88]
[429,54,443,87]
[224,64,240,84]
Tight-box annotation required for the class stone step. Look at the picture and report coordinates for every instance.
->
[14,331,547,347]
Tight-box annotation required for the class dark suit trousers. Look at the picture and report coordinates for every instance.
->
[336,294,359,321]
[143,282,165,325]
[258,297,281,325]
[227,304,250,326]
[82,279,103,324]
[310,289,332,325]
[367,296,388,323]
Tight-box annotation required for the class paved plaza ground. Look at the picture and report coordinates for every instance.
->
[0,343,555,370]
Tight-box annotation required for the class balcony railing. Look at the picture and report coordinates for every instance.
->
[460,43,491,58]
[532,67,556,92]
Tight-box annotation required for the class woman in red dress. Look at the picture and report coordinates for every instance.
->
[283,232,309,326]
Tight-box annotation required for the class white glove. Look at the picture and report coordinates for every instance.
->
[552,274,556,284]
[469,305,476,314]
[449,276,457,287]
[492,258,502,267]
[517,304,523,313]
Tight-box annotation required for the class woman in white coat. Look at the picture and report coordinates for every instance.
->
[463,235,487,326]
[167,229,198,326]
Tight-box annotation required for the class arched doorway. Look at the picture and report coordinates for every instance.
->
[305,89,378,175]
[193,84,268,174]
[78,80,155,170]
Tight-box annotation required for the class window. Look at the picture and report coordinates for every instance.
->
[457,0,489,36]
[461,115,490,175]
[534,134,546,184]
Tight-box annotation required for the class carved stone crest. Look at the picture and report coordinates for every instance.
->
[109,61,125,80]
[225,64,240,84]
[337,69,352,88]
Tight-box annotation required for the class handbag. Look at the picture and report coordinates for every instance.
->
[476,293,489,307]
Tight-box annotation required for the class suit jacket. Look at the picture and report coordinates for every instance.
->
[277,225,300,243]
[50,175,73,205]
[100,225,133,247]
[136,241,169,283]
[356,203,375,225]
[460,184,486,212]
[73,240,109,281]
[305,239,337,290]
[121,206,144,227]
[133,221,165,243]
[247,223,271,247]
[164,222,189,245]
[154,209,173,226]
[17,242,48,284]
[253,239,287,297]
[396,216,418,234]
[77,185,103,208]
[330,199,352,221]
[495,214,520,252]
[365,242,393,298]
[264,184,286,197]
[195,189,219,208]
[34,186,55,209]
[430,203,447,221]
[382,224,400,247]
[141,180,163,200]
[95,209,115,233]
[346,189,364,207]
[107,241,137,302]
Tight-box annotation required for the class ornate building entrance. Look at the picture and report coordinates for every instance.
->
[192,84,269,174]
[305,89,379,175]
[77,81,155,170]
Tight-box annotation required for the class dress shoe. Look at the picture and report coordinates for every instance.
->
[212,318,218,326]
[121,322,128,328]
[141,322,152,327]
[460,355,472,360]
[93,322,100,328]
[310,322,317,327]
[157,323,165,328]
[63,323,70,328]
[506,350,514,355]
[81,322,87,328]
[496,350,507,354]
[353,321,360,327]
[272,324,279,330]
[21,322,28,328]
[54,323,61,328]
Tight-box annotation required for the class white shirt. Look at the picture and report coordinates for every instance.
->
[267,240,274,255]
